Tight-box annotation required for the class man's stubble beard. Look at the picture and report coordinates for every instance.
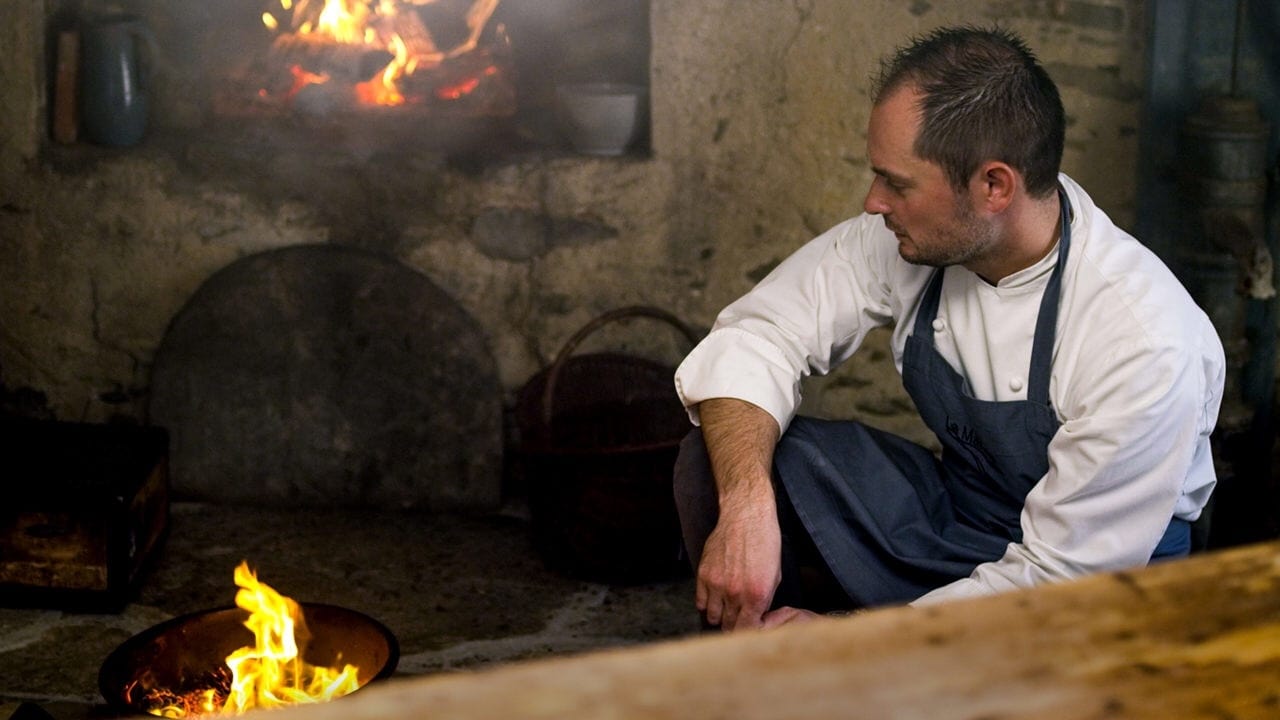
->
[899,197,999,269]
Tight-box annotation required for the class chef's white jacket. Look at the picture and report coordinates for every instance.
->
[674,174,1226,605]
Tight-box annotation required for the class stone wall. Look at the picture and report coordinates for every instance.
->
[0,1,1147,497]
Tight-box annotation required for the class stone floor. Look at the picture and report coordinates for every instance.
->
[0,502,700,719]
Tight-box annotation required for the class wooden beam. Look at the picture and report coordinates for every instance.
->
[276,540,1280,719]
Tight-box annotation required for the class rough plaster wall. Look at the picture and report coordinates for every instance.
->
[1,154,323,420]
[403,157,686,389]
[0,0,46,409]
[0,1,1146,458]
[0,3,40,175]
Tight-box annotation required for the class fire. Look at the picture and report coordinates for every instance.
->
[262,0,504,106]
[286,64,331,101]
[140,561,360,717]
[434,64,497,100]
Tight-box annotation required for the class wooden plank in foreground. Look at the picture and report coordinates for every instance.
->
[277,540,1280,719]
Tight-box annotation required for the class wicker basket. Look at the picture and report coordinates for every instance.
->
[516,306,699,583]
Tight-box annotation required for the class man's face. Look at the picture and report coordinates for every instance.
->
[863,85,997,269]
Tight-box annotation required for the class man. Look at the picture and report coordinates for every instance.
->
[672,26,1225,631]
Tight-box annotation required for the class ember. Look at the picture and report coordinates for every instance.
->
[128,669,231,718]
[137,561,361,717]
[286,64,332,101]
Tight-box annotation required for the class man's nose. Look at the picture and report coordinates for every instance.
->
[865,184,885,212]
[864,182,889,215]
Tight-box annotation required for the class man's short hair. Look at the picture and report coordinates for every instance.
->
[871,26,1066,198]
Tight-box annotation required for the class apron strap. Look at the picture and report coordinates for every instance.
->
[1026,187,1072,406]
[913,267,946,340]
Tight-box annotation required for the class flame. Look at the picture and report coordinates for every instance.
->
[262,0,503,106]
[355,32,409,106]
[315,0,371,44]
[140,561,360,717]
[221,562,361,713]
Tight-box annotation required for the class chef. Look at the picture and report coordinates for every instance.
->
[672,26,1226,631]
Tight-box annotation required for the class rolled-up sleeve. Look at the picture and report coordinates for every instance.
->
[674,216,901,433]
[674,327,805,432]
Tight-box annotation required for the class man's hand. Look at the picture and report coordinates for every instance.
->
[696,501,782,630]
[761,606,823,628]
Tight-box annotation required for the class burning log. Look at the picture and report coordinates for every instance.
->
[377,8,443,66]
[270,33,393,86]
[400,47,515,115]
[454,0,501,58]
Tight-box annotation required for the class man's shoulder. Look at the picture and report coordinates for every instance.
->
[1063,178,1190,314]
[1061,229,1219,379]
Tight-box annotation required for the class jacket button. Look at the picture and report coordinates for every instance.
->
[1010,376,1025,392]
[932,318,946,332]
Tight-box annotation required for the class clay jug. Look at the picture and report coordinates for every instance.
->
[80,14,155,147]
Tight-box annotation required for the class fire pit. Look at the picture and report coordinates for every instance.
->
[98,563,398,717]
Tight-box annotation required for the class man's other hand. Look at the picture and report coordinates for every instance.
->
[761,606,823,628]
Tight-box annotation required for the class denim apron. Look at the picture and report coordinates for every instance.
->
[774,191,1073,606]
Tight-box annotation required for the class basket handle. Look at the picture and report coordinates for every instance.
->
[541,306,701,427]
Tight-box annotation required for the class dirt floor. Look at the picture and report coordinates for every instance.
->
[0,502,700,719]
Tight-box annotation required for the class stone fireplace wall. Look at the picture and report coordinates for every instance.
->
[1,1,1149,503]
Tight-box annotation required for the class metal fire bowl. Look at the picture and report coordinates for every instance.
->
[98,603,399,715]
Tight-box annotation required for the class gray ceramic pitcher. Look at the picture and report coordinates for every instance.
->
[80,13,155,147]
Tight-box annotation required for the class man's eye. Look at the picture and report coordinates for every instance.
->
[873,174,907,195]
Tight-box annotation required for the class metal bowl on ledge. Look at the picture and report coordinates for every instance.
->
[554,82,648,156]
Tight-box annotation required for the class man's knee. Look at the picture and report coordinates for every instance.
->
[672,427,719,568]
[673,427,713,502]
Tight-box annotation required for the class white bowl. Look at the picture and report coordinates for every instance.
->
[555,82,648,156]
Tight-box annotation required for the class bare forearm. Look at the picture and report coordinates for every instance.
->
[698,397,781,511]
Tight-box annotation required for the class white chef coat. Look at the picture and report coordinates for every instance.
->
[673,174,1226,605]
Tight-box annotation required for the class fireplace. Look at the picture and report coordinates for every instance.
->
[30,0,665,514]
[49,0,651,160]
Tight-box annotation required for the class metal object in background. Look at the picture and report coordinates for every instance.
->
[1174,0,1280,549]
[80,13,158,147]
[516,306,700,584]
[1175,0,1274,434]
[148,244,504,512]
[1179,95,1274,302]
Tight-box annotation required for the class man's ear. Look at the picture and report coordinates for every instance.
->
[972,161,1017,214]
